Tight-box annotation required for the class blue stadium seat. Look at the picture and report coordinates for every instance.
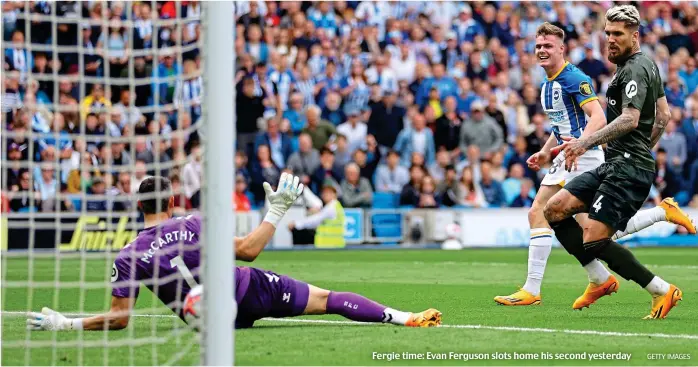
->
[372,192,399,208]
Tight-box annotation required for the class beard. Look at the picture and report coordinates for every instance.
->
[608,44,634,64]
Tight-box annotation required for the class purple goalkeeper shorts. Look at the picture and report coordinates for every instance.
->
[235,267,309,329]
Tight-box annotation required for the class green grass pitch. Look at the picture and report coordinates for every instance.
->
[2,248,697,366]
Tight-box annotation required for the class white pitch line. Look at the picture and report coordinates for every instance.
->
[0,311,177,318]
[258,318,698,340]
[4,311,696,341]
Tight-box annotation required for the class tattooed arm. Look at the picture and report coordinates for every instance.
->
[650,96,671,148]
[579,107,640,150]
[552,108,640,171]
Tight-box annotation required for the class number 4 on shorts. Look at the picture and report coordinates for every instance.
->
[593,195,604,213]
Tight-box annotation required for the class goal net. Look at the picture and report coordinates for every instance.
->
[1,1,234,365]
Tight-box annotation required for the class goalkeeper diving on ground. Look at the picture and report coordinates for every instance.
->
[26,174,441,331]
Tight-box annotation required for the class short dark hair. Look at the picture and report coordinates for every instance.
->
[657,148,667,154]
[320,147,334,156]
[138,176,172,214]
[387,150,400,158]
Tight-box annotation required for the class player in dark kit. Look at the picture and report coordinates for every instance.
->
[543,5,683,319]
[27,174,441,331]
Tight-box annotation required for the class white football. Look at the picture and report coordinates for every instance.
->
[183,285,203,331]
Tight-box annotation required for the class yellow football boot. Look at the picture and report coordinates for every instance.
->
[643,284,683,319]
[494,289,541,306]
[405,308,442,327]
[572,275,619,310]
[661,198,697,234]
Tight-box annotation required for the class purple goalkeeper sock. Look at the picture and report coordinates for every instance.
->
[326,292,409,324]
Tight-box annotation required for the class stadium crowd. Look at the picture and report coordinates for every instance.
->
[3,1,698,214]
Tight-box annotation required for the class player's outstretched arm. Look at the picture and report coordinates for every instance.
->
[235,172,304,262]
[27,296,134,331]
[650,96,671,148]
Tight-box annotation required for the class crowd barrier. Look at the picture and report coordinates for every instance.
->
[2,208,697,251]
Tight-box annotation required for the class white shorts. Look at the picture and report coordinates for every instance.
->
[541,149,605,187]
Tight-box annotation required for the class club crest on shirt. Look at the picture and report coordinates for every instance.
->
[553,89,561,102]
[579,81,593,96]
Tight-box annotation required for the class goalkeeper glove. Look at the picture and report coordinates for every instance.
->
[262,172,304,228]
[27,307,83,331]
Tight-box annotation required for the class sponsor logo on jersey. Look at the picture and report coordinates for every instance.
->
[579,81,593,96]
[625,80,638,98]
[111,263,119,282]
[608,98,616,106]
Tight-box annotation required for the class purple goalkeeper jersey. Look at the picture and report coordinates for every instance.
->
[111,213,250,319]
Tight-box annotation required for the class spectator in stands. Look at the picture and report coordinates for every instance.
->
[111,172,134,212]
[341,59,370,112]
[321,91,345,126]
[459,100,503,161]
[233,173,252,212]
[24,93,51,134]
[394,113,435,167]
[152,51,181,106]
[182,145,202,208]
[352,148,379,188]
[577,43,609,90]
[525,113,550,155]
[435,96,462,159]
[655,148,682,200]
[416,63,458,107]
[428,149,451,183]
[507,136,535,182]
[679,56,698,95]
[502,163,529,206]
[366,55,398,95]
[35,164,62,212]
[174,60,204,122]
[681,103,698,172]
[5,30,33,81]
[131,159,148,194]
[169,173,191,215]
[340,163,373,208]
[303,104,336,151]
[245,23,269,64]
[367,91,405,151]
[113,89,145,128]
[456,165,486,208]
[484,93,508,142]
[254,116,292,169]
[287,133,320,187]
[480,161,505,207]
[9,171,40,212]
[375,150,410,194]
[283,93,307,135]
[665,72,687,109]
[399,165,426,207]
[337,107,367,155]
[418,175,441,209]
[236,76,265,156]
[85,176,108,212]
[311,147,343,194]
[659,120,687,175]
[5,144,25,190]
[97,18,129,79]
[80,84,111,122]
[435,165,458,207]
[510,178,535,208]
[333,134,352,168]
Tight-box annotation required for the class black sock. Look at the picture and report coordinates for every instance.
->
[584,238,655,287]
[550,217,595,266]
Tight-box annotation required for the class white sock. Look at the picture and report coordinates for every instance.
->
[383,308,411,326]
[583,259,612,284]
[522,228,553,296]
[645,276,670,296]
[612,207,666,240]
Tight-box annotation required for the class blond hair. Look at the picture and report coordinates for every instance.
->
[536,22,565,40]
[606,5,641,29]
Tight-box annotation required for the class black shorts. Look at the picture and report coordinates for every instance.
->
[564,161,655,232]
